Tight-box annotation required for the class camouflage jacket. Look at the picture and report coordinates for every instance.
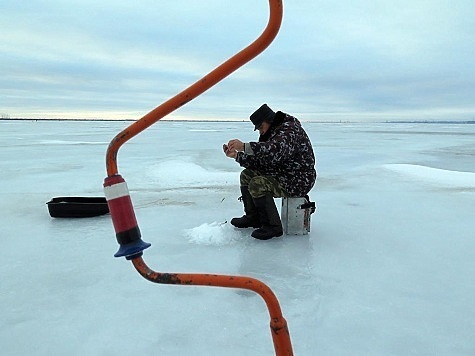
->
[235,112,316,197]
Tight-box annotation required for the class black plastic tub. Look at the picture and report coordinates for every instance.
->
[47,197,109,218]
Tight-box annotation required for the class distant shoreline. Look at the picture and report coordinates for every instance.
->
[0,118,245,123]
[1,118,474,124]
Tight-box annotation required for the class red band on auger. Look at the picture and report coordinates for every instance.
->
[104,175,141,244]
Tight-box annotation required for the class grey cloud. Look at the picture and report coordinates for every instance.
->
[1,0,474,121]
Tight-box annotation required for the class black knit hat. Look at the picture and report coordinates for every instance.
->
[250,104,276,130]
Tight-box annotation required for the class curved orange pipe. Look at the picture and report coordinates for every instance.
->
[132,257,293,355]
[106,1,292,355]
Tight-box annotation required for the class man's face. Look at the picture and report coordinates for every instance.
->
[258,121,271,135]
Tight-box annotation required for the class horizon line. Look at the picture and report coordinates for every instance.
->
[1,118,475,124]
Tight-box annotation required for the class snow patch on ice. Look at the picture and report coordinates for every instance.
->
[384,164,475,188]
[184,222,243,245]
[146,160,237,189]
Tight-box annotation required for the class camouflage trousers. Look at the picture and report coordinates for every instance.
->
[240,169,288,198]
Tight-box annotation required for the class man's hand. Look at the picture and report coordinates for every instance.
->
[227,139,244,152]
[223,139,245,159]
[222,144,237,159]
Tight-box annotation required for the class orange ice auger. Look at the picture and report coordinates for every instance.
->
[104,1,292,354]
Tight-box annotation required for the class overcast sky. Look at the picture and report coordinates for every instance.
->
[1,0,474,121]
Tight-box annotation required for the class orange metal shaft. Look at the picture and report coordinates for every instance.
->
[132,256,293,355]
[106,0,283,176]
[106,1,293,354]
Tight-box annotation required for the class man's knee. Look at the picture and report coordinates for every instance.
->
[240,168,257,186]
[248,176,269,198]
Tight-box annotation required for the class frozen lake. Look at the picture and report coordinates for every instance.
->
[1,119,474,355]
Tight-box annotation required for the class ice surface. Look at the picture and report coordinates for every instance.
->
[384,164,475,188]
[1,120,474,355]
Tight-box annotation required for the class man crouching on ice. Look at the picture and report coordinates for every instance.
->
[223,103,316,240]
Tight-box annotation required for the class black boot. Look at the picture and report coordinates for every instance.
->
[251,195,283,240]
[231,186,261,228]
